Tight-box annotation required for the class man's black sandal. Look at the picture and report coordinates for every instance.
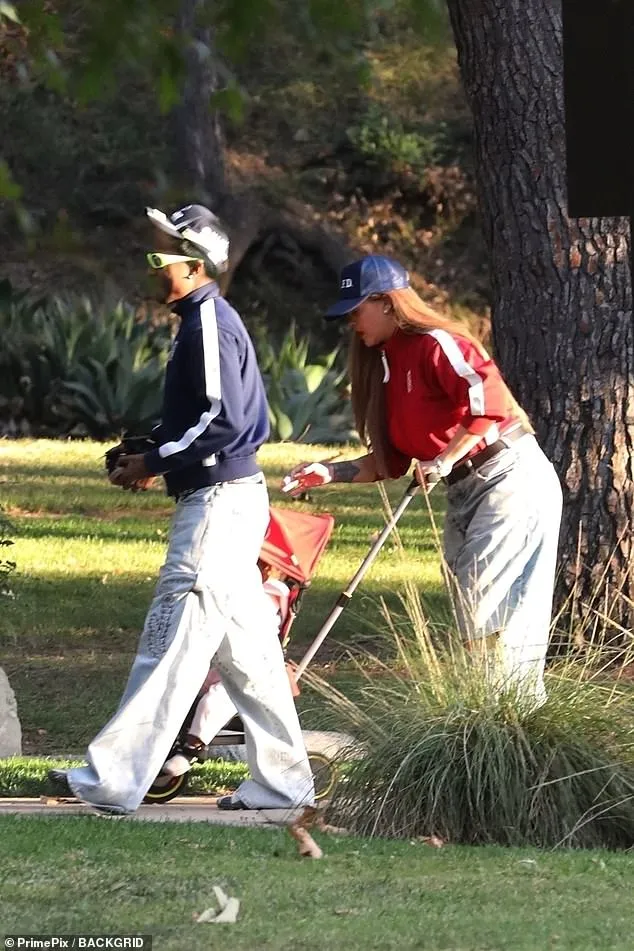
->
[47,769,73,797]
[216,795,248,810]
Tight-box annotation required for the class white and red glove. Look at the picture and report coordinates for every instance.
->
[281,462,334,497]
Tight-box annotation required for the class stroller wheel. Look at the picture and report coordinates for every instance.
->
[143,771,188,805]
[307,751,337,801]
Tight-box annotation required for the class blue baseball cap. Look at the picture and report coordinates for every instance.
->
[325,255,410,320]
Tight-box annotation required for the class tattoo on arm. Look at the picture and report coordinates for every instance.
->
[330,461,361,483]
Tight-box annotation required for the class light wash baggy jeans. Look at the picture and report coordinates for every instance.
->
[66,477,316,814]
[442,434,563,705]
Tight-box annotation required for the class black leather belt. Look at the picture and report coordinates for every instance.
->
[444,426,530,486]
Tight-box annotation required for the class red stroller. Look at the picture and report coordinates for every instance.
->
[143,475,424,805]
[144,505,337,804]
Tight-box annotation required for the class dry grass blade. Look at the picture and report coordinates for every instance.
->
[319,491,634,849]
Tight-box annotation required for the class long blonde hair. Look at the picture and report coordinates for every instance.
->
[348,287,531,478]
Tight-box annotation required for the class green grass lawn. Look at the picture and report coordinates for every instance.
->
[3,816,634,951]
[0,439,447,754]
[4,442,634,949]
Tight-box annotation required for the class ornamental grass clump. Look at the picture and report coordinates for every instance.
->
[309,487,634,849]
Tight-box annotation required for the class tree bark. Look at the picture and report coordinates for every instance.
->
[167,1,350,296]
[170,0,226,204]
[445,0,634,638]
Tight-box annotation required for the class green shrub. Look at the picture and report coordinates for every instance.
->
[54,298,169,438]
[0,80,165,226]
[0,282,170,437]
[311,574,634,849]
[0,280,52,428]
[0,284,359,443]
[347,104,449,183]
[258,325,358,444]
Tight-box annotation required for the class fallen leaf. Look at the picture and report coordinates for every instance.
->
[288,806,325,858]
[213,898,240,923]
[291,805,348,835]
[196,907,218,924]
[288,825,323,859]
[417,835,445,849]
[213,886,230,910]
[196,886,241,924]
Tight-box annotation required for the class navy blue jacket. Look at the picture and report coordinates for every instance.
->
[144,283,270,496]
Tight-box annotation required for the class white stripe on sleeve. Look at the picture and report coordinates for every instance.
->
[158,298,222,460]
[427,329,485,416]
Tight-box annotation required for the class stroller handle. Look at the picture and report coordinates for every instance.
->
[294,472,439,680]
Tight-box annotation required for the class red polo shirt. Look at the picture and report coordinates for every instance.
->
[381,328,521,477]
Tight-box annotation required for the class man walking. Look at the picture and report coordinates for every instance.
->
[50,204,315,813]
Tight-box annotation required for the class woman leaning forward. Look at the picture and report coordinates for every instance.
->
[282,256,562,705]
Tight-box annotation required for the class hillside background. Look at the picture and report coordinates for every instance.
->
[0,7,490,348]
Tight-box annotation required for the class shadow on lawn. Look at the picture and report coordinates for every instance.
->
[3,648,134,754]
[1,571,450,651]
[14,519,170,544]
[1,575,154,649]
[1,576,451,755]
[1,467,109,488]
[12,516,443,559]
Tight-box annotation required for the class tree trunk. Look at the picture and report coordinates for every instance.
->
[167,2,349,298]
[170,0,226,204]
[445,0,634,639]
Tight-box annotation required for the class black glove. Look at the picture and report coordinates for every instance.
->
[104,434,157,487]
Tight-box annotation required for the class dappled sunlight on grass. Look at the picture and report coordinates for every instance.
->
[13,536,165,575]
[1,438,450,751]
[2,438,447,600]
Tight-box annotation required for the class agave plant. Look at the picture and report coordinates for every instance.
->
[0,280,51,412]
[259,325,358,444]
[60,336,167,439]
[0,282,170,436]
[43,295,169,372]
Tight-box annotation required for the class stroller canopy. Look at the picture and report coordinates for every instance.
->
[261,507,335,584]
